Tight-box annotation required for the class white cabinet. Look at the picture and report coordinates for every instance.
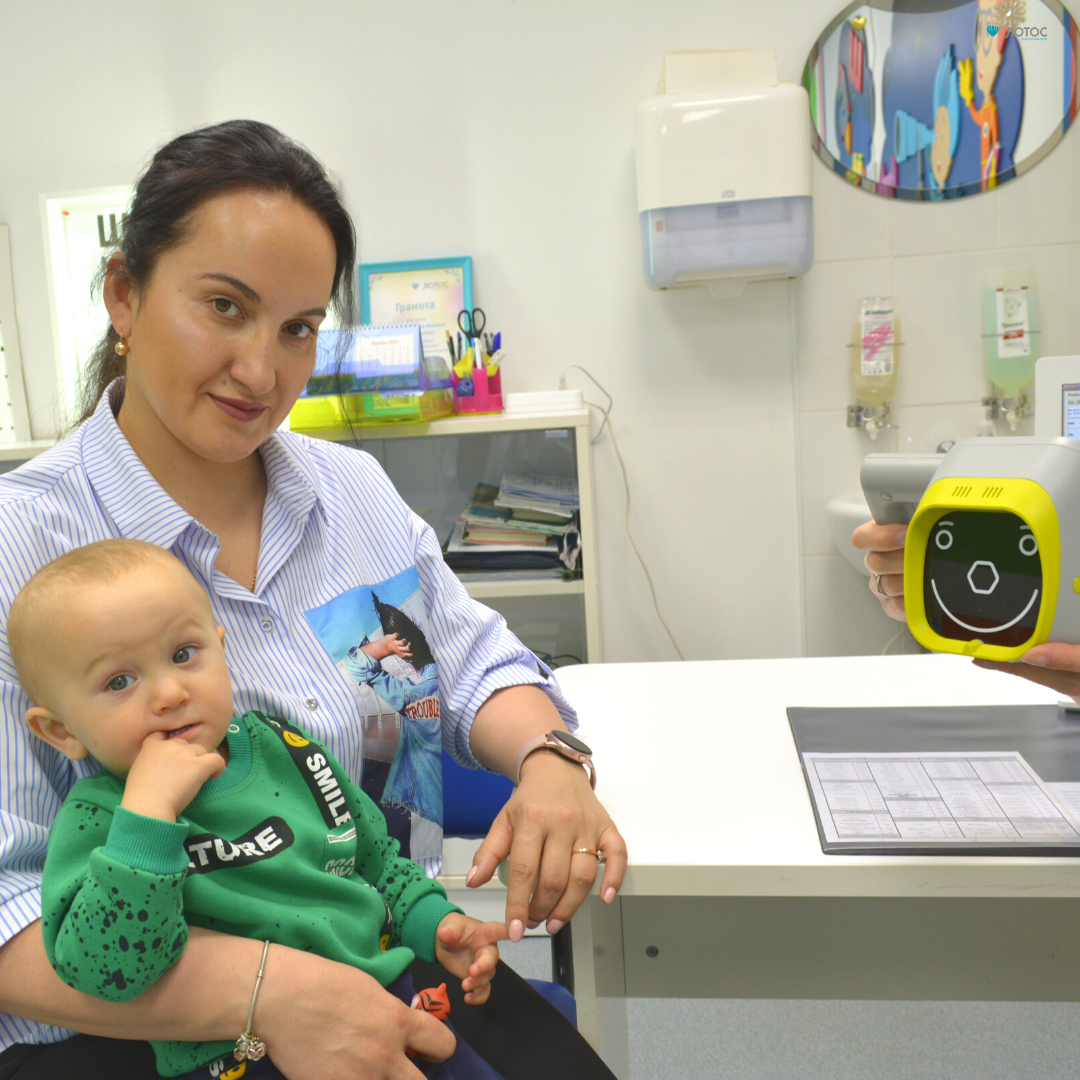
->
[307,407,602,663]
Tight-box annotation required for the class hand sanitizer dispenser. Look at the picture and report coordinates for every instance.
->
[636,50,814,294]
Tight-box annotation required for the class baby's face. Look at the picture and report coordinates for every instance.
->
[35,562,234,776]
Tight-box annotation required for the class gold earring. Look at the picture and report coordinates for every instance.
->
[114,337,129,356]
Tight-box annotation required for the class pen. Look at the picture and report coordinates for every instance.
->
[445,329,455,362]
[493,332,501,353]
[457,332,463,364]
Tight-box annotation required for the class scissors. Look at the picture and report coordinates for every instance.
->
[458,307,486,342]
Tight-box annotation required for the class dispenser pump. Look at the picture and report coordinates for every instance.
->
[848,297,900,440]
[982,267,1039,432]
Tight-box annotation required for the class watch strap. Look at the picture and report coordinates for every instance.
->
[514,732,596,789]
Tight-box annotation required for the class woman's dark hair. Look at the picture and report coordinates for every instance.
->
[74,119,357,426]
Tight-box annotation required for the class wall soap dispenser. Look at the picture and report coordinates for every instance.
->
[848,297,900,439]
[982,267,1039,432]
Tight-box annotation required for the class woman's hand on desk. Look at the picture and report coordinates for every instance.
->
[974,643,1080,705]
[468,751,627,939]
[851,520,907,621]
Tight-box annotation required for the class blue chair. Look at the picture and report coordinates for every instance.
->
[442,751,577,1025]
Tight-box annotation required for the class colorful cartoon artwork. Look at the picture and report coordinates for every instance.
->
[305,567,443,872]
[804,0,1079,200]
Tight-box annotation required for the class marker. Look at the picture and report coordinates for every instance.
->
[445,329,455,362]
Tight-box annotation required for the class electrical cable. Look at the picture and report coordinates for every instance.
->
[560,365,612,443]
[568,387,686,662]
[881,627,908,655]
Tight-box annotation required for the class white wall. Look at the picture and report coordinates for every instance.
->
[796,126,1080,656]
[3,1,1076,664]
[0,0,850,664]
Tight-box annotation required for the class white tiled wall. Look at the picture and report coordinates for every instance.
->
[795,131,1080,656]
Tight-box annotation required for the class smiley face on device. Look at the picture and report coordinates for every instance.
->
[923,510,1042,648]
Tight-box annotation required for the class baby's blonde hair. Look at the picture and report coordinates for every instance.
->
[8,539,203,705]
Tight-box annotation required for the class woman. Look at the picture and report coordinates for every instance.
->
[0,120,624,1080]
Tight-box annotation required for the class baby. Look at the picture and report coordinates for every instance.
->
[9,539,506,1079]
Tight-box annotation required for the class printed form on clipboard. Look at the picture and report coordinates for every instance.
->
[803,750,1080,850]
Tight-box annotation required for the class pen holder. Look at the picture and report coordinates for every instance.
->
[452,365,503,414]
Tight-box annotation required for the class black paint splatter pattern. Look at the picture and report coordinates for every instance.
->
[42,803,188,1002]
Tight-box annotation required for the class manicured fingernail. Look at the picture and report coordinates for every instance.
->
[546,918,565,934]
[466,866,478,886]
[510,919,524,942]
[526,919,540,929]
[1023,654,1050,666]
[603,887,616,904]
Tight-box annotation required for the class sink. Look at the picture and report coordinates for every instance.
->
[826,493,872,576]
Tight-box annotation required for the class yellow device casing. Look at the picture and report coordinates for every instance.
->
[905,477,1060,661]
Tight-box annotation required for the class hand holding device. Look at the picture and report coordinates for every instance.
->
[861,437,1080,662]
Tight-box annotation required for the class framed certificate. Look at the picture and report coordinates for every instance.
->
[359,256,473,378]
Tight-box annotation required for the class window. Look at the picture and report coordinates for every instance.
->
[0,225,32,443]
[41,187,132,415]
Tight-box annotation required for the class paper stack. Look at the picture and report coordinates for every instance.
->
[443,478,581,574]
[495,472,579,519]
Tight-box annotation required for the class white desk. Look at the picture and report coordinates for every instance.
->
[555,655,1080,1074]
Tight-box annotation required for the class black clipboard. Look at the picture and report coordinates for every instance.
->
[787,704,1080,857]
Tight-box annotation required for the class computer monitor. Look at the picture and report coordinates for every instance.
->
[1034,356,1080,438]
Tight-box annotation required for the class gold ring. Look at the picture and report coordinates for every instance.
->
[573,847,606,864]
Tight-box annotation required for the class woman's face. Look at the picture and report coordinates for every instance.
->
[110,188,337,466]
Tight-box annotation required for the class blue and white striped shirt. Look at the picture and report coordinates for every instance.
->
[0,381,575,1051]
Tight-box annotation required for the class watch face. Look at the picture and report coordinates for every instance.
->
[555,731,592,756]
[922,509,1042,648]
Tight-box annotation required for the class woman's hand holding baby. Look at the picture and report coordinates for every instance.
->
[120,730,226,822]
[434,913,509,1005]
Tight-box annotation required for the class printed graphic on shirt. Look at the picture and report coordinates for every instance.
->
[304,567,444,857]
[185,817,295,875]
[205,1058,248,1078]
[253,713,354,828]
[356,881,395,952]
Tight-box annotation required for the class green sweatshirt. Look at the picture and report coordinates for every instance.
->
[40,711,460,1076]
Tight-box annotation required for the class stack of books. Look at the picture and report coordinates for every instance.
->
[443,475,581,575]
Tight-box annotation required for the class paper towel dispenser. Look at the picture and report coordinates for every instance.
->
[636,50,814,293]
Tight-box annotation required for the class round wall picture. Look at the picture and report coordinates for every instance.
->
[804,0,1078,199]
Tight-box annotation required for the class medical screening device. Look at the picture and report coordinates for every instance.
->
[862,437,1080,661]
[1034,355,1080,440]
